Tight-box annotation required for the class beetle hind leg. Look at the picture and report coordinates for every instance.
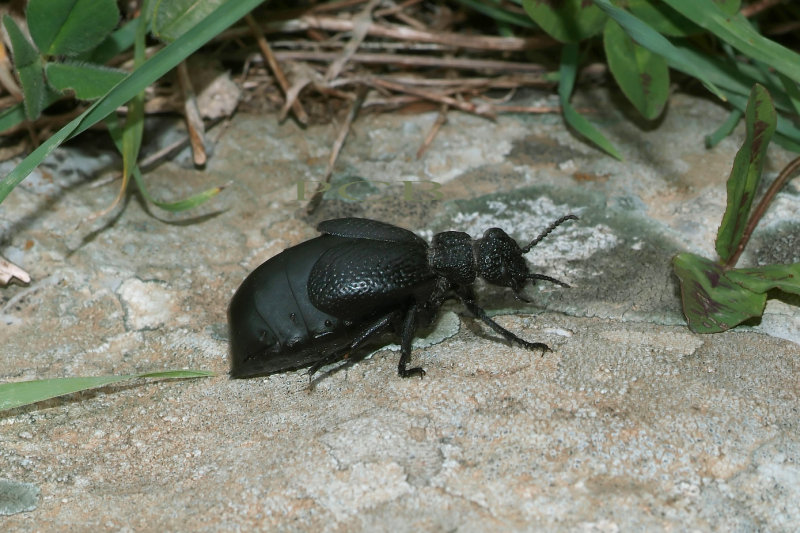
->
[307,312,398,378]
[398,303,426,378]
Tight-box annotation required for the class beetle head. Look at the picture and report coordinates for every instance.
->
[475,228,529,293]
[476,214,578,297]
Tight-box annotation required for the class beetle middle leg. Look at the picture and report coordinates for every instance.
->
[457,291,550,353]
[307,311,400,378]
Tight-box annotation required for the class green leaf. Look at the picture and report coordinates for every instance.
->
[558,43,622,160]
[592,0,726,101]
[627,0,740,37]
[727,264,800,296]
[106,115,224,212]
[152,0,226,42]
[27,0,120,57]
[0,0,269,206]
[705,108,742,148]
[603,19,668,120]
[0,370,213,412]
[722,91,800,151]
[715,84,776,262]
[672,253,766,333]
[522,0,606,43]
[3,15,46,120]
[87,18,140,65]
[453,0,537,29]
[45,62,127,100]
[0,102,27,133]
[671,43,795,114]
[132,166,225,211]
[663,0,800,86]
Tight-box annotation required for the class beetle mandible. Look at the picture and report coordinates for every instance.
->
[228,215,577,379]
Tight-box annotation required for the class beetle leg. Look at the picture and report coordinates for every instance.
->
[398,304,426,378]
[527,273,570,288]
[457,294,550,354]
[307,312,398,377]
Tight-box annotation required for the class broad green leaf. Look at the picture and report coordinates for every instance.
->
[3,16,38,67]
[627,0,740,37]
[592,0,725,101]
[522,0,606,43]
[0,103,26,133]
[152,0,225,42]
[673,253,766,333]
[603,19,668,120]
[88,18,140,65]
[27,0,119,57]
[3,15,46,120]
[727,264,800,296]
[663,0,800,86]
[45,62,127,100]
[559,43,622,160]
[715,84,776,262]
[0,0,268,206]
[722,91,800,152]
[0,370,213,412]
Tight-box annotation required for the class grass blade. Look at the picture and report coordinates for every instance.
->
[0,0,268,206]
[592,0,725,101]
[0,370,214,412]
[559,43,622,160]
[663,0,800,86]
[705,108,742,148]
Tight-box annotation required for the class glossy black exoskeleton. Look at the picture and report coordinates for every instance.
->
[228,215,577,379]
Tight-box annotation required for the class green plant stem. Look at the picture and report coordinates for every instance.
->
[724,155,800,269]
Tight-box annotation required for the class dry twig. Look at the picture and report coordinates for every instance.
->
[245,13,309,124]
[306,86,369,214]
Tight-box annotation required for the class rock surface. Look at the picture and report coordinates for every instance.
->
[1,89,798,531]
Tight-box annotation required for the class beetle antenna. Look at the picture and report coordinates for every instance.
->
[527,273,570,288]
[522,214,578,253]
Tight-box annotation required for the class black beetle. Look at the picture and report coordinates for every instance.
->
[228,215,577,379]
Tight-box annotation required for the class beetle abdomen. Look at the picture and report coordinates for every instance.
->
[228,235,356,378]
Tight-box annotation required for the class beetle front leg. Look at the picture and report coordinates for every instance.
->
[398,304,426,378]
[458,294,550,353]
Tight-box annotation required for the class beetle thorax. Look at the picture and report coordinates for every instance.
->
[429,231,477,285]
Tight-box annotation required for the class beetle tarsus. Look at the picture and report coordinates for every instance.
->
[460,296,550,353]
[399,364,426,378]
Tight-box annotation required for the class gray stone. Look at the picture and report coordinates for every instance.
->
[1,89,798,531]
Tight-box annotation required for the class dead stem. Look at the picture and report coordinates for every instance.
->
[306,86,369,214]
[176,61,207,166]
[246,13,309,124]
[221,15,557,52]
[417,104,448,159]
